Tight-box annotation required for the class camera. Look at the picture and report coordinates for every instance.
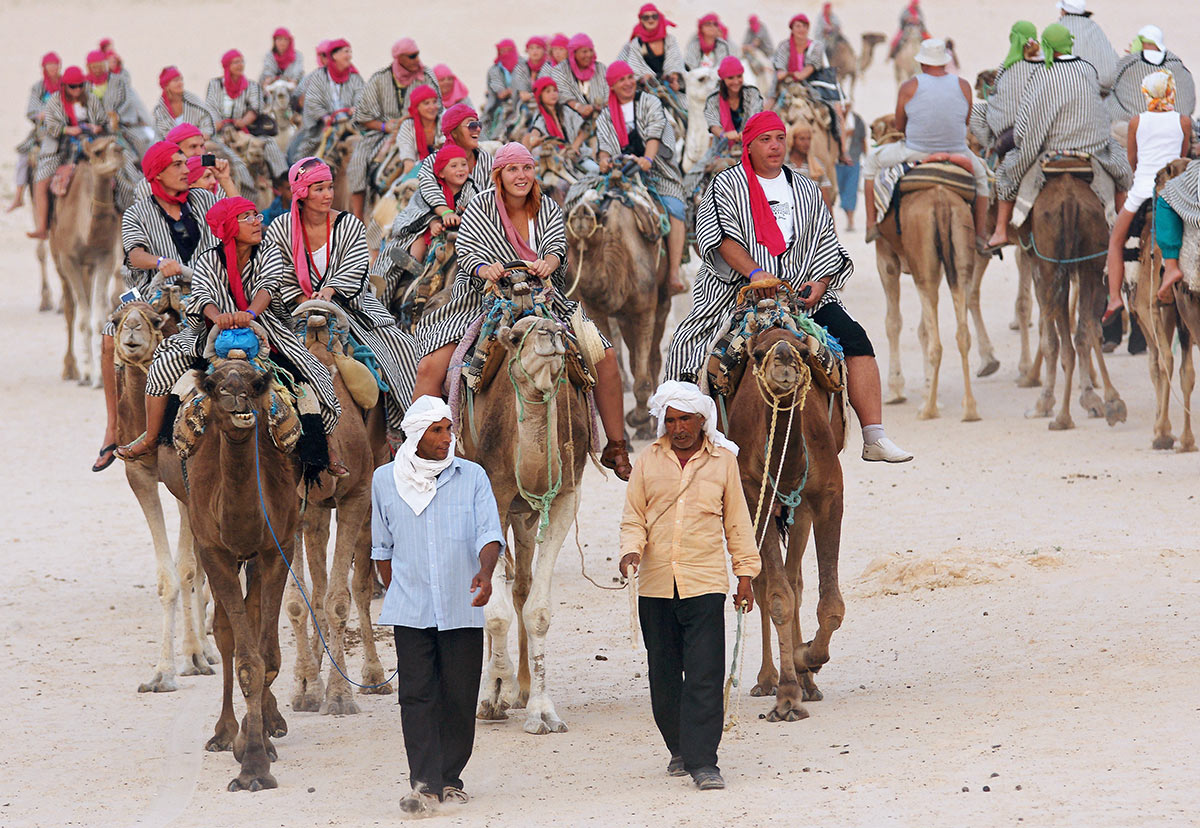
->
[201,154,217,167]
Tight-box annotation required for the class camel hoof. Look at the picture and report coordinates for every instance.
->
[62,365,79,382]
[976,358,1000,378]
[269,722,288,739]
[1079,391,1104,419]
[625,410,651,429]
[884,393,907,405]
[524,715,568,735]
[265,741,278,762]
[1105,399,1128,426]
[205,736,234,753]
[750,684,777,697]
[766,705,809,723]
[917,406,939,420]
[801,684,824,702]
[1048,417,1074,431]
[320,695,361,716]
[476,700,509,721]
[291,692,322,713]
[358,680,393,696]
[1152,434,1175,451]
[1177,440,1199,454]
[138,672,178,693]
[204,648,221,665]
[1016,373,1041,388]
[1008,319,1020,331]
[228,773,277,793]
[181,653,216,676]
[1025,402,1052,419]
[961,409,981,423]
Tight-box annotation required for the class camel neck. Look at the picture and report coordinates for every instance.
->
[217,427,269,528]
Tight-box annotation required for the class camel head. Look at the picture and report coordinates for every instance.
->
[1155,158,1192,190]
[265,79,293,116]
[974,69,998,100]
[83,135,125,178]
[871,114,902,145]
[292,298,351,366]
[200,359,272,433]
[750,327,812,400]
[498,316,567,396]
[686,67,719,107]
[111,302,168,367]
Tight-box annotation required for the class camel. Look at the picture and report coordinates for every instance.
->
[49,136,124,387]
[262,78,298,156]
[776,82,839,204]
[826,33,859,100]
[184,348,302,791]
[284,300,392,715]
[220,127,273,210]
[566,176,671,437]
[464,305,591,735]
[892,23,924,88]
[316,123,360,212]
[111,300,218,692]
[1023,173,1127,430]
[740,45,772,102]
[859,32,887,75]
[719,311,845,722]
[682,66,719,174]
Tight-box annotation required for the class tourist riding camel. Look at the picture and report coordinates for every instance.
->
[1055,0,1118,92]
[206,49,289,180]
[293,39,364,162]
[392,85,442,179]
[813,3,844,49]
[523,77,586,157]
[154,65,253,194]
[131,122,241,201]
[772,14,828,99]
[665,111,913,463]
[972,21,1043,166]
[512,36,549,101]
[554,34,608,125]
[619,4,686,91]
[10,52,59,213]
[704,56,763,143]
[890,0,930,60]
[540,34,570,82]
[260,27,304,88]
[1106,25,1195,124]
[743,15,773,56]
[1153,159,1200,301]
[434,64,473,110]
[685,13,732,71]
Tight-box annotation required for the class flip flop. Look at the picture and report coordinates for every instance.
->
[1101,304,1124,325]
[92,443,117,472]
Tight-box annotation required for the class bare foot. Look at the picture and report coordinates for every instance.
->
[26,228,48,240]
[668,275,688,296]
[1158,265,1184,303]
[7,195,25,213]
[984,230,1008,250]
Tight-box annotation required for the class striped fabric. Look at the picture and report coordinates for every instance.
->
[110,68,153,127]
[996,56,1132,201]
[618,36,687,80]
[553,61,610,111]
[684,36,732,71]
[1058,14,1118,92]
[981,59,1042,150]
[35,93,108,181]
[771,39,828,72]
[1160,160,1200,227]
[153,92,218,139]
[595,92,684,201]
[121,189,220,290]
[295,68,367,160]
[262,210,418,426]
[528,105,584,143]
[1107,53,1196,120]
[417,148,494,211]
[664,163,852,380]
[512,59,542,94]
[536,62,559,82]
[204,77,288,177]
[703,86,764,132]
[742,25,774,55]
[348,66,442,193]
[260,51,305,87]
[395,117,443,165]
[371,459,505,630]
[17,80,50,156]
[91,76,152,159]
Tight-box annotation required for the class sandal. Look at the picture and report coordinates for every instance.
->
[92,443,118,472]
[1101,301,1124,325]
[327,460,351,478]
[601,439,632,481]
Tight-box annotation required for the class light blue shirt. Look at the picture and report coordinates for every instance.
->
[371,458,505,630]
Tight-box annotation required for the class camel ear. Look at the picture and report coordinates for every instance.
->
[497,325,521,351]
[251,372,272,397]
[200,372,219,396]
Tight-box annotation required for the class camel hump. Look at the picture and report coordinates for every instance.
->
[895,162,976,203]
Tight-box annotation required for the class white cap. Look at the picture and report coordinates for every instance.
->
[915,38,952,67]
[1138,24,1164,48]
[1057,0,1087,14]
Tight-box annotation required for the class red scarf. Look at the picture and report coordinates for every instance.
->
[526,36,548,74]
[272,28,297,73]
[697,14,722,54]
[62,92,79,127]
[718,93,737,133]
[144,139,190,206]
[788,38,810,73]
[568,34,597,81]
[42,52,61,95]
[204,197,259,311]
[631,3,676,42]
[221,50,248,100]
[495,40,519,73]
[159,65,183,117]
[741,112,788,256]
[85,50,109,86]
[326,40,359,85]
[407,84,439,160]
[534,78,564,139]
[605,62,635,147]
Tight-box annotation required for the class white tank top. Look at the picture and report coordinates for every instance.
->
[1134,111,1183,182]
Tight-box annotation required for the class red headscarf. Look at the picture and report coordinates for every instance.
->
[325,39,358,84]
[287,157,334,297]
[495,39,519,74]
[205,196,259,311]
[492,142,539,261]
[526,36,548,74]
[42,52,61,95]
[272,27,297,73]
[85,50,109,86]
[717,57,744,133]
[549,33,569,65]
[631,3,676,42]
[316,40,332,68]
[533,77,564,139]
[749,15,765,34]
[605,61,634,148]
[697,13,724,53]
[391,38,423,85]
[433,143,469,210]
[441,103,478,142]
[568,33,596,82]
[221,49,248,99]
[741,112,788,256]
[788,15,812,73]
[434,64,470,107]
[166,122,204,146]
[159,65,182,116]
[143,141,188,205]
[407,84,439,160]
[107,51,124,74]
[60,66,85,127]
[822,3,834,25]
[99,38,114,53]
[185,156,216,192]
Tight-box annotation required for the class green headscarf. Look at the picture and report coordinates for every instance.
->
[1003,21,1038,69]
[1041,23,1074,66]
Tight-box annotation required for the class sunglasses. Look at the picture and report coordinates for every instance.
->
[400,51,419,59]
[237,213,265,224]
[640,13,659,20]
[65,83,83,89]
[466,120,482,131]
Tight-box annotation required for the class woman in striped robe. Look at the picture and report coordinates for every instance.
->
[772,15,828,99]
[10,53,58,211]
[704,57,764,140]
[260,27,304,88]
[685,14,732,71]
[293,41,366,163]
[554,34,608,124]
[205,50,289,179]
[394,86,442,175]
[618,3,686,90]
[513,36,549,100]
[524,77,586,154]
[482,40,521,139]
[410,142,632,478]
[434,64,474,110]
[119,196,345,476]
[264,157,418,435]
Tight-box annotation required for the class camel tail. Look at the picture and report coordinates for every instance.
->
[1058,191,1082,282]
[933,189,960,290]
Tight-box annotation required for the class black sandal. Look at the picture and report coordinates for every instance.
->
[92,443,118,472]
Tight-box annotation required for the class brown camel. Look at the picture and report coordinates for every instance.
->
[565,180,671,438]
[892,24,924,88]
[220,127,273,210]
[284,300,392,715]
[318,123,360,212]
[49,136,123,386]
[111,300,218,692]
[1023,173,1127,430]
[858,32,887,75]
[777,82,839,204]
[185,354,302,791]
[463,311,591,735]
[721,320,845,722]
[826,33,859,99]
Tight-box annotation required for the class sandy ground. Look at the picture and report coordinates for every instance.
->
[3,1,1200,826]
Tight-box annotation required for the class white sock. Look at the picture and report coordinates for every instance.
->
[861,424,886,445]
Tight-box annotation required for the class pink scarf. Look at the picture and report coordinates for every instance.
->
[434,64,470,106]
[42,52,61,95]
[407,85,439,160]
[288,157,334,297]
[631,3,675,42]
[787,15,811,73]
[495,39,519,74]
[717,56,744,133]
[526,36,548,74]
[391,38,423,86]
[606,62,634,147]
[567,33,596,82]
[533,77,564,139]
[741,112,788,256]
[325,40,359,85]
[221,49,248,100]
[272,28,297,73]
[492,142,539,261]
[697,13,722,54]
[204,196,259,311]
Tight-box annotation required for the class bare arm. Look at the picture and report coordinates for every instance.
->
[894,78,916,135]
[960,78,973,127]
[1183,115,1193,157]
[1127,116,1139,169]
[374,559,391,590]
[718,237,769,280]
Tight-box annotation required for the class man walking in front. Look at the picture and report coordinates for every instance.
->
[619,381,760,791]
[372,396,504,816]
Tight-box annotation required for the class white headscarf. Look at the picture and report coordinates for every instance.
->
[392,395,456,516]
[648,380,740,456]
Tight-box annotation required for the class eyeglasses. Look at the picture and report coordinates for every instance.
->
[65,83,83,89]
[237,213,265,224]
[400,51,419,59]
[466,120,482,131]
[640,13,659,21]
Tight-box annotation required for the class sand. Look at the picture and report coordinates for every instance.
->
[2,0,1199,825]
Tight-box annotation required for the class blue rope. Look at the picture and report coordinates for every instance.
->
[1020,230,1107,265]
[767,430,810,527]
[334,325,389,393]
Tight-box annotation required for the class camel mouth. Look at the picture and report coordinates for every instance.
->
[230,412,257,429]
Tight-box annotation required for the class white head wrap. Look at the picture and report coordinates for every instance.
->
[648,381,740,456]
[1056,0,1086,14]
[392,395,456,516]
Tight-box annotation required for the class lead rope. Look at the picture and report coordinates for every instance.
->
[722,605,747,732]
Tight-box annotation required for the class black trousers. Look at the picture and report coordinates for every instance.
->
[639,589,726,772]
[393,626,484,792]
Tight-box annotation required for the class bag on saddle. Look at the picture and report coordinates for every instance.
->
[1040,152,1093,182]
[459,309,600,396]
[895,161,976,203]
[172,376,302,460]
[706,305,846,398]
[332,349,381,410]
[246,112,278,138]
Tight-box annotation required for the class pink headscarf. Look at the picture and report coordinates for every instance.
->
[391,38,423,85]
[495,39,519,73]
[533,77,564,139]
[788,15,811,74]
[287,157,334,297]
[433,143,469,209]
[441,103,478,141]
[549,33,569,65]
[316,40,332,68]
[221,49,248,99]
[606,61,635,147]
[568,33,596,81]
[158,65,182,116]
[41,52,61,95]
[59,66,84,128]
[166,122,204,145]
[85,50,109,86]
[185,155,214,191]
[205,196,260,311]
[434,64,470,107]
[697,13,724,53]
[492,142,539,261]
[143,141,188,205]
[717,57,745,133]
[526,36,548,74]
[325,39,358,84]
[272,27,297,73]
[748,15,765,34]
[631,3,676,42]
[741,112,788,256]
[407,85,439,160]
[99,38,114,53]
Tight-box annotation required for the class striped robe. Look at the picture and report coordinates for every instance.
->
[553,63,609,112]
[348,65,441,193]
[481,63,521,138]
[703,86,764,132]
[414,187,596,355]
[996,56,1133,201]
[90,76,152,159]
[595,92,684,201]
[260,51,305,87]
[528,104,584,143]
[417,147,494,211]
[110,68,153,127]
[770,39,828,99]
[36,94,108,181]
[263,211,417,427]
[18,80,51,155]
[978,60,1042,151]
[145,242,342,433]
[153,92,255,195]
[1160,160,1200,227]
[684,37,732,71]
[618,37,687,81]
[1058,13,1118,92]
[512,60,546,95]
[295,69,367,160]
[664,163,852,380]
[537,62,561,82]
[205,77,289,177]
[1107,53,1196,121]
[743,25,774,55]
[133,178,227,202]
[395,117,443,165]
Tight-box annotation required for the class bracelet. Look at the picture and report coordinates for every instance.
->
[474,264,484,276]
[155,256,164,270]
[247,309,257,319]
[748,267,763,279]
[438,208,454,218]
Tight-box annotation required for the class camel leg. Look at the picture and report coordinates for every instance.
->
[783,515,823,702]
[1050,282,1077,431]
[511,511,537,709]
[176,506,214,676]
[304,509,332,673]
[1077,269,1127,426]
[1014,250,1041,386]
[1029,266,1063,419]
[61,276,78,382]
[915,280,943,420]
[477,551,518,721]
[795,494,845,696]
[759,513,805,723]
[877,244,906,404]
[129,462,182,693]
[352,518,392,694]
[37,240,53,312]
[618,313,657,440]
[283,531,322,712]
[750,574,778,697]
[519,491,576,735]
[1178,334,1196,452]
[86,259,111,389]
[949,272,981,422]
[259,552,290,745]
[320,494,369,716]
[205,601,238,753]
[969,257,1000,377]
[1147,309,1175,450]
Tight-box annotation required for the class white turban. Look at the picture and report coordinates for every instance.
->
[1056,0,1086,14]
[648,381,740,456]
[392,395,456,516]
[1138,24,1164,48]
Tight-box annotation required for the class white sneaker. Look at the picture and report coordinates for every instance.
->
[862,436,914,463]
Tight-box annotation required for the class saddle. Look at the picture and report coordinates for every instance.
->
[565,164,669,248]
[895,161,976,203]
[1040,151,1094,182]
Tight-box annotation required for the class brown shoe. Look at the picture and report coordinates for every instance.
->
[601,439,632,481]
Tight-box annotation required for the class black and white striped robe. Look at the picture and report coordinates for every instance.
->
[1160,160,1200,227]
[1058,13,1118,92]
[703,86,764,133]
[664,163,852,380]
[553,62,609,113]
[395,117,443,166]
[973,59,1042,154]
[1107,53,1196,121]
[770,38,829,99]
[684,37,732,71]
[743,25,774,56]
[205,77,289,177]
[153,92,254,195]
[145,242,342,433]
[528,104,584,144]
[17,80,50,156]
[263,211,417,428]
[111,67,153,127]
[595,92,684,201]
[618,37,687,81]
[295,69,367,160]
[36,94,108,182]
[537,62,560,82]
[260,51,305,87]
[481,63,522,138]
[512,60,546,95]
[413,187,603,355]
[417,147,495,213]
[996,56,1133,201]
[89,76,151,156]
[348,65,441,193]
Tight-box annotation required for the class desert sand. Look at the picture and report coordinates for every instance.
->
[1,0,1199,826]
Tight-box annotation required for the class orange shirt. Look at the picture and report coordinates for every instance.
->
[619,436,761,599]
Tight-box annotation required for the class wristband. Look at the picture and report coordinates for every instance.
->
[156,256,164,270]
[439,208,455,218]
[474,264,484,276]
[247,309,257,319]
[748,268,763,279]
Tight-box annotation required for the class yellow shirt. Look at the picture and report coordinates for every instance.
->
[619,436,761,599]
